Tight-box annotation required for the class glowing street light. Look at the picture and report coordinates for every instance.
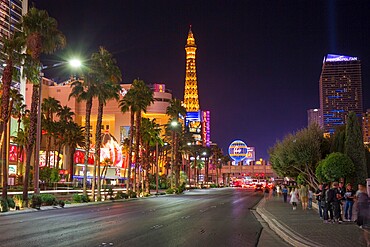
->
[170,120,178,189]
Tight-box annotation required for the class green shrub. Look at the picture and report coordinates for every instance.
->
[72,194,82,203]
[31,195,42,209]
[40,194,56,206]
[7,197,15,209]
[166,188,174,194]
[210,184,217,188]
[115,191,128,199]
[0,198,9,212]
[127,190,137,198]
[81,194,90,203]
[58,200,65,208]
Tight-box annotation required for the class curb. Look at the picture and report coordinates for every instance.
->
[255,198,324,247]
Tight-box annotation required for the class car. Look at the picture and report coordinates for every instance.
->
[254,184,264,192]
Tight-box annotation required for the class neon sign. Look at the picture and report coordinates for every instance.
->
[228,140,249,163]
[325,54,358,63]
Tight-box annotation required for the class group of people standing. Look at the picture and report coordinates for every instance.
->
[289,184,313,210]
[279,181,369,228]
[314,182,369,227]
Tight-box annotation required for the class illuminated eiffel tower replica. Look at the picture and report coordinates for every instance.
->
[183,26,210,146]
[184,26,200,112]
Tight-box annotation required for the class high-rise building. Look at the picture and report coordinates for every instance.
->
[362,109,370,144]
[307,108,322,127]
[319,54,363,134]
[0,0,28,93]
[183,26,200,112]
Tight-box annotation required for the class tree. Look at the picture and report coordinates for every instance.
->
[140,118,162,193]
[61,122,85,181]
[344,111,368,186]
[22,7,66,205]
[69,74,100,197]
[119,88,136,191]
[121,80,153,193]
[316,152,355,183]
[89,47,122,201]
[166,98,186,187]
[210,145,223,186]
[41,97,61,167]
[269,124,326,188]
[0,28,24,204]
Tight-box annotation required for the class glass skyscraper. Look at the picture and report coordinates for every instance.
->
[319,54,363,134]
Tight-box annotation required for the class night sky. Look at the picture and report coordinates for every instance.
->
[32,0,370,159]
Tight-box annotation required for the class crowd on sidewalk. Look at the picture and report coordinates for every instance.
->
[276,182,369,229]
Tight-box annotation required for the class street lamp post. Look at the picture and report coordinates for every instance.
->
[33,71,43,194]
[170,121,178,189]
[33,59,81,195]
[155,141,159,194]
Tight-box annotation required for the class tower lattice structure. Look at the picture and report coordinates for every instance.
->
[184,26,200,112]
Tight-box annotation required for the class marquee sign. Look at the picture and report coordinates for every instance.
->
[228,140,249,163]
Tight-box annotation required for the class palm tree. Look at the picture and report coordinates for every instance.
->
[69,76,97,197]
[166,98,186,187]
[0,30,24,202]
[10,92,26,178]
[119,79,153,193]
[140,118,162,193]
[41,97,61,167]
[89,47,121,201]
[119,88,136,191]
[61,122,85,181]
[22,7,66,204]
[210,145,223,186]
[132,80,154,192]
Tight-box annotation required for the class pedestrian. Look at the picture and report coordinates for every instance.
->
[299,184,308,210]
[343,183,356,222]
[272,185,277,197]
[308,186,313,210]
[264,186,270,200]
[338,182,345,221]
[290,187,299,210]
[315,184,323,219]
[355,183,369,228]
[322,183,333,223]
[327,182,342,223]
[282,185,288,203]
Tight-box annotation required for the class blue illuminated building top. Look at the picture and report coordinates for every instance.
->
[325,54,358,63]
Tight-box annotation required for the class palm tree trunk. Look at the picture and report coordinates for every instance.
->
[126,109,135,191]
[69,146,75,182]
[83,97,93,197]
[1,61,12,200]
[16,119,22,176]
[134,111,141,193]
[95,101,104,201]
[23,84,40,206]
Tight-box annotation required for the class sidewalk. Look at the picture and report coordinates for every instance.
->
[256,195,369,247]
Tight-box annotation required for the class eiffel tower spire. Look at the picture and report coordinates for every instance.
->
[184,25,200,112]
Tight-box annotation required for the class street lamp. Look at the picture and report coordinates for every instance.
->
[170,120,178,189]
[34,58,82,194]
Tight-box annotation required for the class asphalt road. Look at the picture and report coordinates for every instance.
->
[0,188,266,247]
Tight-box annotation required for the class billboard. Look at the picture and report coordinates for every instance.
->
[186,111,202,145]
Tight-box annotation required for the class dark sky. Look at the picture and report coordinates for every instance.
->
[32,0,370,159]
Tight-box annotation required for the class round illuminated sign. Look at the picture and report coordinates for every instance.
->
[228,140,248,163]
